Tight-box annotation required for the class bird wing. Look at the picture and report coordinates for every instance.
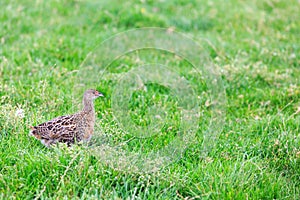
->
[31,114,79,140]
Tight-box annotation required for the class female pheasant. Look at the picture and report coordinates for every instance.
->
[30,89,103,147]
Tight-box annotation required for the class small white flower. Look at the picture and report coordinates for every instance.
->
[15,108,25,119]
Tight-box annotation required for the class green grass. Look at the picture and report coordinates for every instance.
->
[1,0,300,199]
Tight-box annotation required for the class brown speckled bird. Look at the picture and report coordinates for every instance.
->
[29,89,103,147]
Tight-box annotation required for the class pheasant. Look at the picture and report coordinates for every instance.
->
[29,89,103,147]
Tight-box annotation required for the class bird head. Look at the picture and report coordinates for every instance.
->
[84,89,104,100]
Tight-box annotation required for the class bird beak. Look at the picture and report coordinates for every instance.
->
[97,92,104,97]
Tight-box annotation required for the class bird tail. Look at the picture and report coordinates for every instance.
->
[28,126,35,137]
[28,126,42,140]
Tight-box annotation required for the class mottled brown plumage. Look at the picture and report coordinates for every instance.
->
[30,89,103,147]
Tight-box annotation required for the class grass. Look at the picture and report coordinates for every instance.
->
[0,0,300,199]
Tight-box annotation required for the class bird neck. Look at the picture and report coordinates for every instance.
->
[82,97,95,113]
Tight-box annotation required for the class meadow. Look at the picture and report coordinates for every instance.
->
[0,0,299,199]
